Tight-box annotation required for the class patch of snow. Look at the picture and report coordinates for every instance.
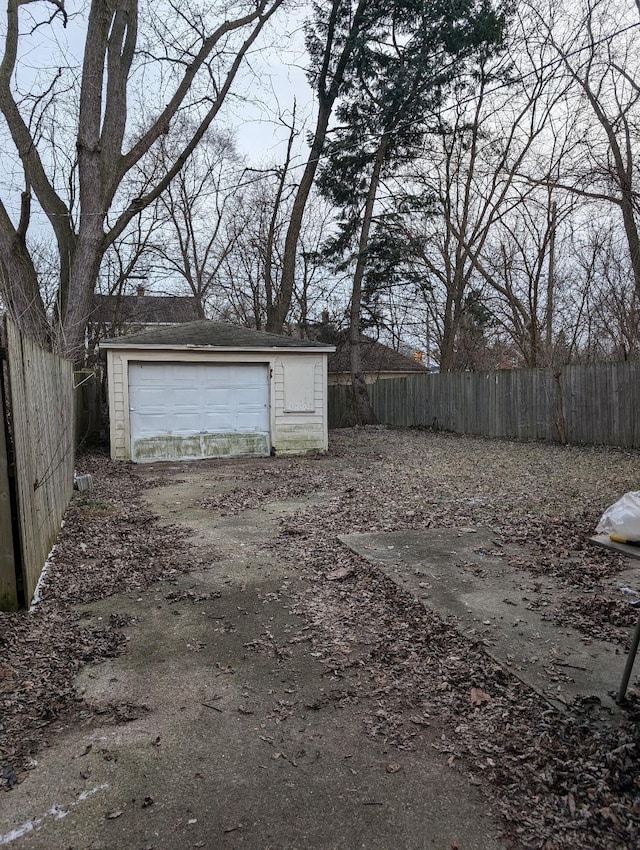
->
[0,784,109,845]
[29,525,64,612]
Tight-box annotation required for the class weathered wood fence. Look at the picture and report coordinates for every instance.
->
[0,317,75,609]
[329,361,640,448]
[74,368,102,447]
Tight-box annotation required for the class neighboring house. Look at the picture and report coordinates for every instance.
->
[89,287,201,347]
[100,320,335,463]
[326,332,429,385]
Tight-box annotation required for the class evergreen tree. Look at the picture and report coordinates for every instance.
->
[318,0,506,422]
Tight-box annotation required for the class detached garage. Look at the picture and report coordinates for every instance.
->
[101,321,334,462]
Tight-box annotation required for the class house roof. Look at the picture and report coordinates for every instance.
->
[100,320,335,351]
[92,294,201,325]
[328,333,427,375]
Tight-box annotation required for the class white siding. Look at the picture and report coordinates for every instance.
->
[273,354,326,455]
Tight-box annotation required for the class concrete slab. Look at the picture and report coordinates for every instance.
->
[0,493,506,850]
[339,528,636,712]
[591,532,640,563]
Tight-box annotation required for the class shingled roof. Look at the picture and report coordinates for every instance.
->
[328,333,427,375]
[100,320,334,350]
[92,294,201,326]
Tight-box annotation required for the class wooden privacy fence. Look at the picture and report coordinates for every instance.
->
[74,368,102,448]
[0,316,75,609]
[328,360,640,448]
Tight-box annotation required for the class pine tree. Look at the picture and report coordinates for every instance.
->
[318,0,506,422]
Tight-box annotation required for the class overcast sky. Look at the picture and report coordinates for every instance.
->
[0,0,316,219]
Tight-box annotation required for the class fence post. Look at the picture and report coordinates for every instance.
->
[0,349,18,611]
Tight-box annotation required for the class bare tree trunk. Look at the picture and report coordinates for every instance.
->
[0,0,284,363]
[266,0,369,334]
[266,103,332,333]
[62,219,106,363]
[439,290,462,372]
[545,200,556,359]
[348,136,390,425]
[264,114,297,320]
[0,192,51,346]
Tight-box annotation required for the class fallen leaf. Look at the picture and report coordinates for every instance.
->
[470,687,491,707]
[326,567,351,581]
[2,766,18,789]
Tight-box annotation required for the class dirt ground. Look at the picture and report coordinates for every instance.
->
[2,428,640,849]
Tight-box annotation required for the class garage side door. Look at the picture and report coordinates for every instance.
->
[129,362,270,462]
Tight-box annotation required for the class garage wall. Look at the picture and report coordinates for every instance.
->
[273,354,327,455]
[108,351,128,459]
[106,348,328,460]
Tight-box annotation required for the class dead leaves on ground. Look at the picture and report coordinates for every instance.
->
[3,432,640,849]
[0,452,198,791]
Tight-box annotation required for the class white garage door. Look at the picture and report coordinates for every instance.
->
[128,362,270,462]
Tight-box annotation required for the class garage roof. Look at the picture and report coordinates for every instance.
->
[100,320,334,351]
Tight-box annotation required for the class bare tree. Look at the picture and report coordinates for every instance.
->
[409,5,572,370]
[529,0,640,299]
[265,0,370,333]
[216,168,334,332]
[147,126,244,317]
[475,188,576,366]
[569,218,640,361]
[0,0,285,362]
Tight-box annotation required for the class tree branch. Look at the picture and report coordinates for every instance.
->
[104,2,283,249]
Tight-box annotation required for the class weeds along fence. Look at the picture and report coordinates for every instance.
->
[328,361,640,448]
[0,317,75,610]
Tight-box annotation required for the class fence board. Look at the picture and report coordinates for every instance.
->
[329,360,640,449]
[4,318,74,606]
[0,356,17,610]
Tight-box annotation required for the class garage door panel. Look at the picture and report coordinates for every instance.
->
[205,387,234,406]
[172,387,203,406]
[132,386,167,406]
[129,362,270,462]
[133,363,169,383]
[168,362,200,383]
[171,411,205,433]
[237,386,265,405]
[203,410,235,431]
[235,410,268,432]
[131,411,168,436]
